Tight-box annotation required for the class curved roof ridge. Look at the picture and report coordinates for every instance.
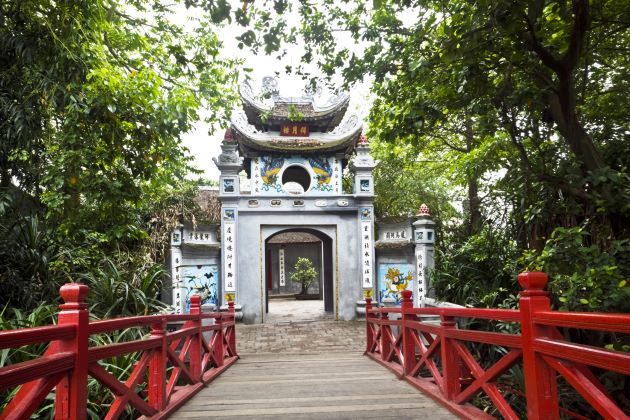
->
[239,80,350,118]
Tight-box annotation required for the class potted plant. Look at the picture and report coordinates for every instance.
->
[290,257,318,298]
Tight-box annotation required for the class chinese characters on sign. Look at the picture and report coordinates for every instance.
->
[280,123,309,137]
[223,220,236,292]
[416,249,426,303]
[252,157,261,193]
[279,249,286,286]
[361,220,373,288]
[171,249,184,314]
[384,230,407,240]
[333,158,341,194]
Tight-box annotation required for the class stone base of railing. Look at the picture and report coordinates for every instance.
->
[220,303,243,321]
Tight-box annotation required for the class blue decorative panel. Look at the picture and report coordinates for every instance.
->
[252,155,342,195]
[183,265,219,312]
[378,263,413,305]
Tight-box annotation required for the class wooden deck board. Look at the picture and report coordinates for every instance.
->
[170,352,457,419]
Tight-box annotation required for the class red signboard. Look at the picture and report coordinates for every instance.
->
[280,123,309,137]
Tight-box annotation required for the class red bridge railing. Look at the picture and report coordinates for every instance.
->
[0,283,238,419]
[365,272,630,420]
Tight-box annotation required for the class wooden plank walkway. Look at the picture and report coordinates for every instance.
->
[170,351,456,419]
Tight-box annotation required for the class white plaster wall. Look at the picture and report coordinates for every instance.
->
[236,211,360,324]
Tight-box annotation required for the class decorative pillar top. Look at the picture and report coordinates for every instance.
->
[417,203,430,216]
[212,141,243,174]
[60,283,89,310]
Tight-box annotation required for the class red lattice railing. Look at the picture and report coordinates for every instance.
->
[0,284,237,419]
[365,272,630,419]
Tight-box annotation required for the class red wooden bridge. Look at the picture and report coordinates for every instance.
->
[0,272,628,419]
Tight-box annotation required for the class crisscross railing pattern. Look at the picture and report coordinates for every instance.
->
[365,272,630,419]
[0,283,238,419]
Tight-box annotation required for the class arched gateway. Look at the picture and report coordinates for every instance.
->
[208,79,376,323]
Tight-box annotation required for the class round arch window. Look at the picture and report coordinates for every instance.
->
[282,165,311,195]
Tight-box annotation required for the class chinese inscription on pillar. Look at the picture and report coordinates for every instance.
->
[171,248,183,314]
[279,248,286,286]
[416,248,426,302]
[252,157,261,194]
[223,209,236,293]
[333,158,341,194]
[360,207,374,288]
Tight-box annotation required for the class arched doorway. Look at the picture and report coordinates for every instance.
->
[264,228,334,322]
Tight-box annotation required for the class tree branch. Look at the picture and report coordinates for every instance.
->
[565,0,590,71]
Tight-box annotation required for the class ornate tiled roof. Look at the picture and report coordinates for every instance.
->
[239,80,350,132]
[230,108,362,155]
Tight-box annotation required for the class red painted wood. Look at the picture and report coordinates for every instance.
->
[87,337,161,362]
[55,283,89,420]
[88,362,157,417]
[533,337,630,375]
[364,271,630,419]
[533,310,630,333]
[189,295,202,382]
[0,352,74,391]
[148,320,167,411]
[401,290,415,376]
[0,325,75,349]
[106,352,151,419]
[541,354,628,420]
[227,300,237,356]
[213,314,224,367]
[519,272,560,420]
[1,371,66,420]
[439,315,460,400]
[379,312,391,363]
[0,283,239,419]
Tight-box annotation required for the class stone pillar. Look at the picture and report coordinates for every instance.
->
[413,204,436,307]
[212,129,243,316]
[169,224,184,314]
[353,135,377,316]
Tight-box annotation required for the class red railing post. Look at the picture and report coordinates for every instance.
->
[401,290,415,376]
[380,311,390,361]
[189,295,202,382]
[55,283,89,420]
[213,313,224,367]
[519,271,559,420]
[440,313,460,400]
[228,300,237,356]
[148,318,167,411]
[365,297,374,354]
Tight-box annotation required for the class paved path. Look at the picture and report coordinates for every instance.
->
[236,320,364,354]
[170,352,455,419]
[171,320,456,419]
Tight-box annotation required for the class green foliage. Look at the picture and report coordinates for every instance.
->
[286,104,304,121]
[522,224,630,312]
[83,257,168,318]
[432,225,520,308]
[290,257,318,295]
[0,211,63,311]
[0,0,235,312]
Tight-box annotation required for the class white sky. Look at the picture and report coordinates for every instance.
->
[179,3,372,181]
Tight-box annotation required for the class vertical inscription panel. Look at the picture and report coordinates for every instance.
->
[361,220,373,288]
[223,220,236,292]
[279,248,286,287]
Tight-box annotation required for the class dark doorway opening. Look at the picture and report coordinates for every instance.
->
[264,228,334,321]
